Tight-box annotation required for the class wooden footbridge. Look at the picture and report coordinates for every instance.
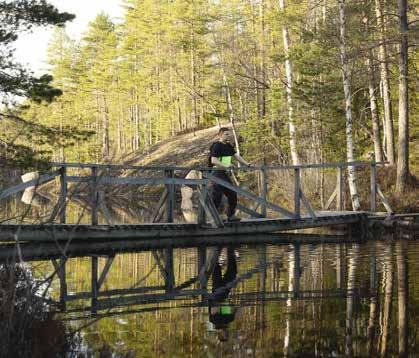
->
[0,161,392,243]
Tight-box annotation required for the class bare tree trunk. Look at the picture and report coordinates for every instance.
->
[59,103,65,162]
[396,0,409,193]
[210,28,241,154]
[190,29,198,128]
[116,90,123,154]
[258,0,266,120]
[366,52,384,162]
[102,95,110,159]
[134,102,140,151]
[338,0,361,211]
[375,0,395,164]
[279,0,299,165]
[223,72,241,155]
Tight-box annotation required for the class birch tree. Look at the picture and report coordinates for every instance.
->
[279,0,300,165]
[338,0,361,210]
[375,0,395,164]
[363,16,383,162]
[396,0,409,193]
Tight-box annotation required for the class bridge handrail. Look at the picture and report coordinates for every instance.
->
[0,160,392,224]
[49,160,388,172]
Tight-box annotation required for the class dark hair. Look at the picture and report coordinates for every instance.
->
[218,127,231,135]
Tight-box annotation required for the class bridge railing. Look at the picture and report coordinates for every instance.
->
[0,160,392,225]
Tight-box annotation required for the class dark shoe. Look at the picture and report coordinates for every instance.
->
[227,214,241,222]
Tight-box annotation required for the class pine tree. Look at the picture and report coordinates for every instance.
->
[0,0,76,168]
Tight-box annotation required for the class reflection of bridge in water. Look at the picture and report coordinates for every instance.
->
[1,235,410,356]
[0,235,374,321]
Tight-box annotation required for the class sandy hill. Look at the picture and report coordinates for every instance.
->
[122,125,223,167]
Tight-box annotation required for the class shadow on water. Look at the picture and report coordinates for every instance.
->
[0,233,417,357]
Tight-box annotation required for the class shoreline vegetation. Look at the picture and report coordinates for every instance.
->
[4,123,417,215]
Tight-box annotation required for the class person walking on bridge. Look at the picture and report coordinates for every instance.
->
[209,127,250,222]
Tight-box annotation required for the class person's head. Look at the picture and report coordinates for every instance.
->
[218,127,232,143]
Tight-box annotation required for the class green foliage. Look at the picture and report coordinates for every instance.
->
[7,0,415,171]
[0,0,77,169]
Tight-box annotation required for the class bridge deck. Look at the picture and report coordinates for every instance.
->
[0,211,366,242]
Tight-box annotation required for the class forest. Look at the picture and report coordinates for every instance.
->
[0,0,416,199]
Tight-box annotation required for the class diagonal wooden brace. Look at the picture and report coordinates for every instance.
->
[203,172,294,218]
[196,188,224,228]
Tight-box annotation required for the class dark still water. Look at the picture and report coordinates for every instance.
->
[4,237,419,357]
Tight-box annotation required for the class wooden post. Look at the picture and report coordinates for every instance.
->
[164,248,174,292]
[198,171,207,225]
[370,163,377,212]
[294,168,301,219]
[261,166,268,217]
[59,166,67,224]
[337,167,344,211]
[198,246,206,274]
[91,256,98,314]
[165,169,174,223]
[57,258,67,310]
[91,166,99,225]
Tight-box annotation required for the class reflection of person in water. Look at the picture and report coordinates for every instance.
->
[208,247,237,342]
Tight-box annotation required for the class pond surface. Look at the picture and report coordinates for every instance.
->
[15,235,417,357]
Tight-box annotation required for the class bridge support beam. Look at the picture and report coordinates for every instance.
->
[294,169,301,219]
[91,167,99,225]
[165,170,175,223]
[59,166,67,224]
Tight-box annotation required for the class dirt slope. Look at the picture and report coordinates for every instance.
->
[123,125,221,167]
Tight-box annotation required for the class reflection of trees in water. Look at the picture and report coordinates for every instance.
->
[379,243,394,357]
[20,239,415,357]
[396,241,408,357]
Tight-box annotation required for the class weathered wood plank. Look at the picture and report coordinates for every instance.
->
[91,167,99,226]
[0,232,362,263]
[325,187,337,211]
[196,188,224,228]
[236,203,264,218]
[261,166,268,217]
[50,160,387,172]
[97,256,114,290]
[370,164,377,211]
[0,212,366,242]
[65,285,166,301]
[294,168,301,219]
[300,190,317,219]
[67,176,209,186]
[152,189,168,223]
[0,170,60,201]
[91,256,98,313]
[203,172,295,218]
[59,167,67,224]
[337,167,344,211]
[165,170,174,223]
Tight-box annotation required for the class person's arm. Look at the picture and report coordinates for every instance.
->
[233,153,250,167]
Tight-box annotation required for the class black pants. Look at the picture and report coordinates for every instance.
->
[210,172,237,218]
[212,247,237,296]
